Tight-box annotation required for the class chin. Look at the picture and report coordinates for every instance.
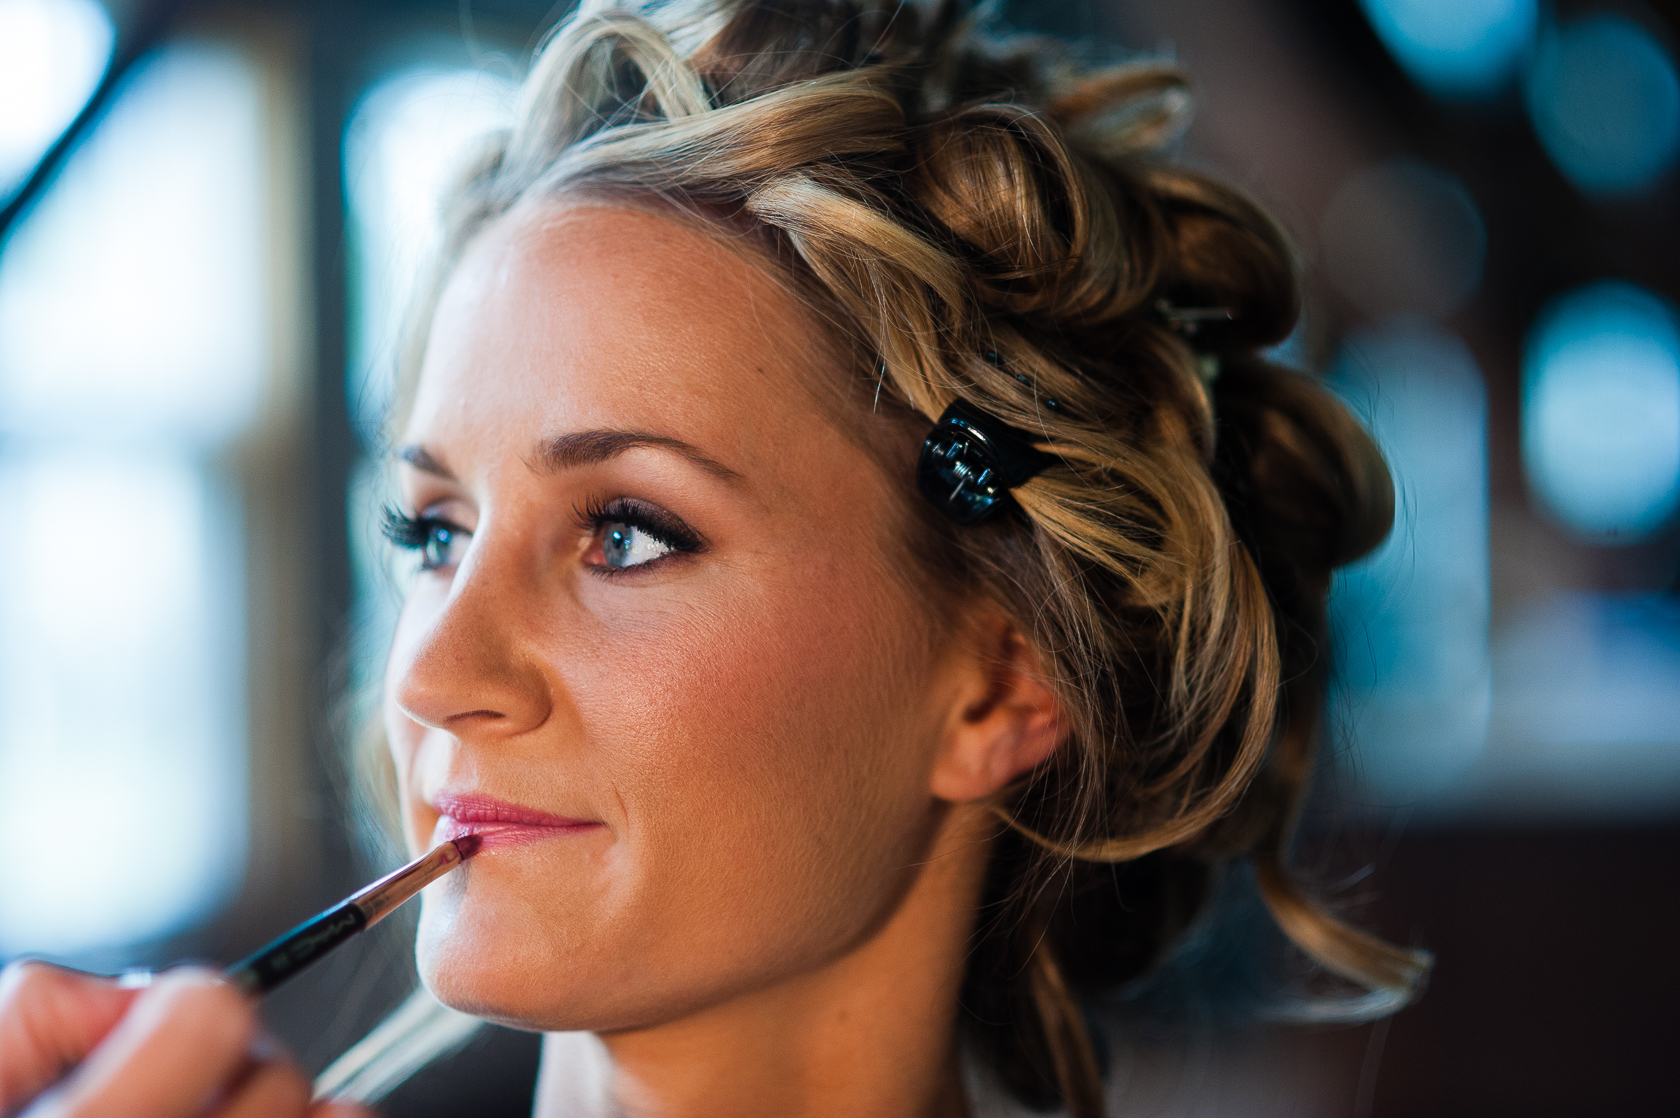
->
[408,826,613,1024]
[414,882,829,1038]
[415,889,573,1028]
[411,875,645,1033]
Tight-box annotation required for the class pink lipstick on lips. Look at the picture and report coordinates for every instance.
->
[432,792,601,851]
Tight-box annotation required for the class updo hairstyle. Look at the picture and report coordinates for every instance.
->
[382,1,1431,1112]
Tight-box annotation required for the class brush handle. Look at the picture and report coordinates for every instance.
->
[222,837,478,997]
[225,901,368,996]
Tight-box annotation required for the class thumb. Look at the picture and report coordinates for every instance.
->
[0,961,142,1114]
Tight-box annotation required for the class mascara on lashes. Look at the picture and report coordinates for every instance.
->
[382,498,705,571]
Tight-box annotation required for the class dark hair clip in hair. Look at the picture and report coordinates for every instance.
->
[1155,298,1234,337]
[917,399,1054,526]
[1155,299,1233,385]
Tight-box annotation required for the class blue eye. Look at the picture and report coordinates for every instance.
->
[382,507,471,572]
[580,498,703,574]
[419,522,469,570]
[600,521,677,568]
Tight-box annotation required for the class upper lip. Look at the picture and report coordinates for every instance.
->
[430,792,595,828]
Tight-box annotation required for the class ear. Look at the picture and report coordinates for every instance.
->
[929,616,1070,803]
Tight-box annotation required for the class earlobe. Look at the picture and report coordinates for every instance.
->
[929,623,1069,803]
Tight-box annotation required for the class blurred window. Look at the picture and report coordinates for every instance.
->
[0,0,113,201]
[341,62,515,708]
[0,41,265,956]
[344,65,516,444]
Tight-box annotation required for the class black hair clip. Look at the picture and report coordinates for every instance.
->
[1155,298,1234,337]
[1155,299,1233,385]
[917,399,1055,526]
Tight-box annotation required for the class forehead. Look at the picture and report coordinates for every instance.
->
[406,202,842,464]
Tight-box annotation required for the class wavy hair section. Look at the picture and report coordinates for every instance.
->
[333,2,1431,1113]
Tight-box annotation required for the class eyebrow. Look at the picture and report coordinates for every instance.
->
[532,429,743,484]
[392,431,743,485]
[396,444,455,479]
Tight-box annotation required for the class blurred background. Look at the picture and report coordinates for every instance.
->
[0,0,1674,1114]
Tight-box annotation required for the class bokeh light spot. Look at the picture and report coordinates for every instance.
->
[1321,159,1486,320]
[1331,319,1491,799]
[1522,282,1680,544]
[1525,14,1680,197]
[1358,0,1537,99]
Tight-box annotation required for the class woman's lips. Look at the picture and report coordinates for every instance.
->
[430,792,601,851]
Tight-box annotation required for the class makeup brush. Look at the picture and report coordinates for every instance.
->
[226,835,482,996]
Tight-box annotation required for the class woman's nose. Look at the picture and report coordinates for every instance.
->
[387,556,553,742]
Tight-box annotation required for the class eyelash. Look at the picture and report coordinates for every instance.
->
[379,498,704,573]
[381,506,467,571]
[574,495,705,571]
[381,506,436,549]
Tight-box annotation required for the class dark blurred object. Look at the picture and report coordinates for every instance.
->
[382,1027,541,1118]
[1344,824,1680,1117]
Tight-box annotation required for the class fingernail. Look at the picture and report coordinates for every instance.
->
[117,968,155,989]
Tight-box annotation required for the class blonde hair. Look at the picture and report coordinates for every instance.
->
[324,2,1429,1111]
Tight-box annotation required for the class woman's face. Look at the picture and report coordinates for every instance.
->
[385,203,965,1030]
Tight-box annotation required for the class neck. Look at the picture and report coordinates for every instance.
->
[533,804,996,1118]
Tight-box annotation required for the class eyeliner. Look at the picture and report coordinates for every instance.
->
[226,835,482,996]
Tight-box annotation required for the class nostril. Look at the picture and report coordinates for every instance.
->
[447,710,507,725]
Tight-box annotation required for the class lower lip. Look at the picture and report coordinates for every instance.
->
[434,816,600,851]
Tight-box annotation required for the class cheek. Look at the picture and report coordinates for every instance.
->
[592,555,942,961]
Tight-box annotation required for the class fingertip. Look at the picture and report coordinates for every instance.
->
[0,960,142,1113]
[124,966,260,1064]
[152,962,234,989]
[146,965,249,1015]
[1,957,128,1002]
[49,966,262,1117]
[116,967,156,989]
[248,1028,285,1063]
[0,958,141,1037]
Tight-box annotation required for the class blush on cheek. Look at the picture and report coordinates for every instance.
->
[582,562,938,974]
